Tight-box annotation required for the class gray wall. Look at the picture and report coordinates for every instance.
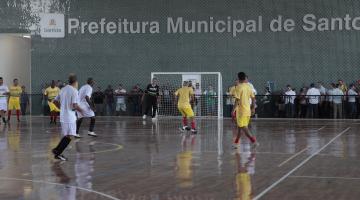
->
[1,0,360,94]
[0,35,31,92]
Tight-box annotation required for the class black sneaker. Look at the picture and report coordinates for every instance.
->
[2,118,6,124]
[54,154,68,161]
[52,148,59,156]
[191,129,197,134]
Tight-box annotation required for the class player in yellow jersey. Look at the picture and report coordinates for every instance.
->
[44,80,61,124]
[233,72,258,149]
[234,146,256,200]
[7,79,22,123]
[175,81,197,133]
[230,79,239,122]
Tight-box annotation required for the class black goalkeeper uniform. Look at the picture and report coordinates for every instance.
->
[143,84,159,118]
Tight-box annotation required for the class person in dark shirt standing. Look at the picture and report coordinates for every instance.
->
[142,78,160,121]
[20,86,29,116]
[92,87,105,116]
[104,85,114,116]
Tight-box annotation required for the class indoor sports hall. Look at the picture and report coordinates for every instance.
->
[0,0,360,200]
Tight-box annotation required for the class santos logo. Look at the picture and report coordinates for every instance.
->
[40,13,65,38]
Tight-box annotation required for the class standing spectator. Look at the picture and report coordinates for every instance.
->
[92,87,105,116]
[142,78,160,121]
[298,88,307,118]
[20,86,29,116]
[204,85,217,116]
[332,84,344,119]
[347,84,358,118]
[57,80,64,89]
[104,85,114,115]
[161,83,173,115]
[284,85,296,118]
[306,83,320,118]
[338,80,348,93]
[317,82,327,118]
[225,86,234,118]
[194,83,202,116]
[325,83,334,118]
[42,83,50,116]
[260,87,272,118]
[114,84,127,115]
[129,84,143,116]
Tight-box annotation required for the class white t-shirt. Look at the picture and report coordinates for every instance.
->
[78,84,93,105]
[332,88,344,104]
[347,89,357,103]
[285,90,296,104]
[0,85,9,103]
[115,88,126,104]
[326,89,334,102]
[55,85,79,123]
[306,88,321,104]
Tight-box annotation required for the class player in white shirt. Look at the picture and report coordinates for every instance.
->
[76,78,97,138]
[52,74,83,161]
[0,77,9,124]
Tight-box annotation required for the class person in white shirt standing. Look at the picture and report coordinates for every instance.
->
[332,84,344,119]
[76,78,97,138]
[52,74,83,161]
[306,83,320,118]
[347,84,358,118]
[284,85,296,118]
[0,77,9,124]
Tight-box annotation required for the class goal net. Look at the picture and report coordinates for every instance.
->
[151,72,223,119]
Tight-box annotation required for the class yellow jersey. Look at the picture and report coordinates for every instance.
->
[234,83,255,117]
[175,86,194,108]
[235,173,251,200]
[44,86,60,100]
[229,86,236,96]
[9,86,22,98]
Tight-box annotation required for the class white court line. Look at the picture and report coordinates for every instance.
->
[277,147,309,167]
[316,125,326,131]
[289,175,360,181]
[0,177,120,200]
[253,127,351,200]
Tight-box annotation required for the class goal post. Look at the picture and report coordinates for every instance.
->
[151,72,223,119]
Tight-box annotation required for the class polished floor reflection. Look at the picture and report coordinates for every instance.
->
[0,117,359,200]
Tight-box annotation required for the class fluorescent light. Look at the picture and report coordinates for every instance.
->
[23,35,31,38]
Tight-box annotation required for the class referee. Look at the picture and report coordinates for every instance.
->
[142,78,160,121]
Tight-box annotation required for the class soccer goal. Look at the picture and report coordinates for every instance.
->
[151,72,223,119]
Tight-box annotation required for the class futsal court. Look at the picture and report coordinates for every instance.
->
[0,117,359,200]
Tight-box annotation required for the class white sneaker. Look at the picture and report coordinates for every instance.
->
[74,134,81,138]
[151,117,157,122]
[88,131,97,137]
[142,115,147,120]
[252,142,259,149]
[232,143,240,149]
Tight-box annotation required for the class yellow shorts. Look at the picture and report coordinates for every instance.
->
[8,97,20,110]
[236,116,250,128]
[48,101,60,112]
[178,106,194,118]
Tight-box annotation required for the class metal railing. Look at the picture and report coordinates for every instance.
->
[17,94,360,119]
